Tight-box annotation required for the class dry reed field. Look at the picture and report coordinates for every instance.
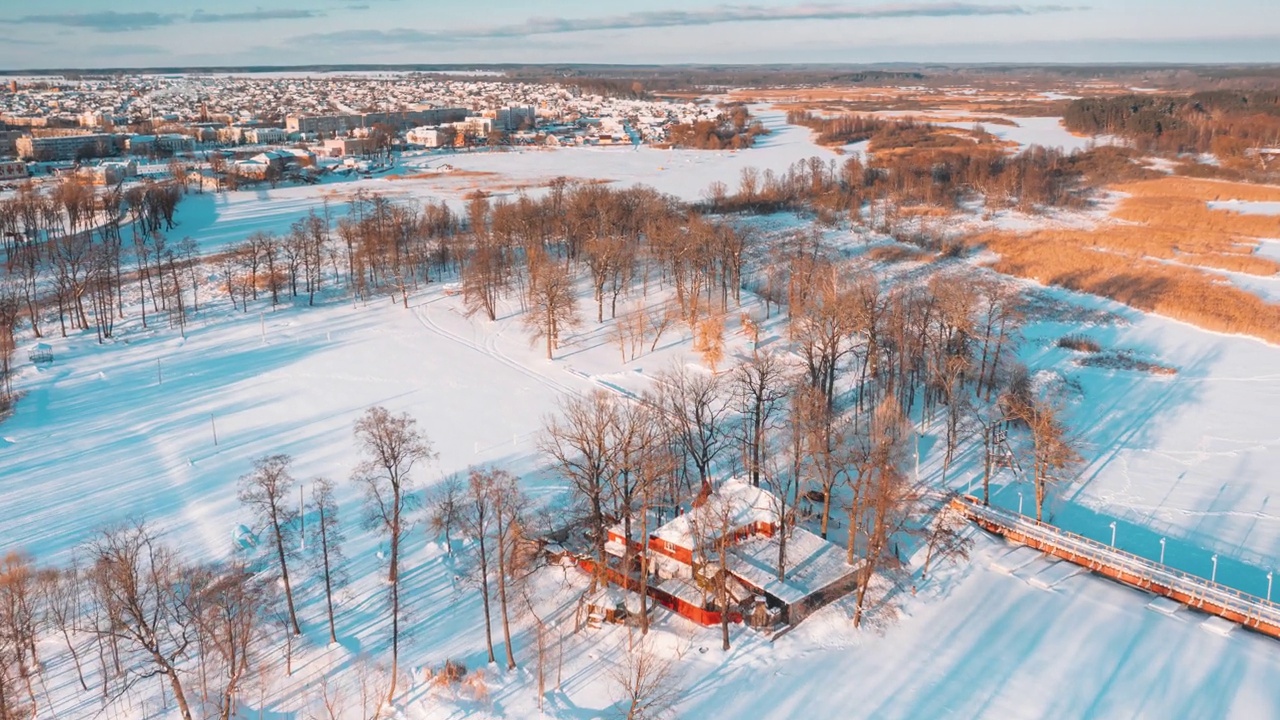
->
[973,176,1280,344]
[731,81,1137,116]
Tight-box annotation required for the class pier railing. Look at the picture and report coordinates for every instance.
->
[950,494,1280,639]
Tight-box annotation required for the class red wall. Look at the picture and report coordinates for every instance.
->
[575,556,742,626]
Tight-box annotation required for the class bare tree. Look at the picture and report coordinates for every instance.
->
[489,469,526,671]
[524,250,581,359]
[654,363,733,485]
[540,390,622,582]
[920,504,972,580]
[238,454,301,636]
[733,349,791,488]
[0,552,40,717]
[687,494,737,652]
[1008,390,1081,523]
[0,281,21,406]
[39,562,88,692]
[352,406,435,703]
[608,638,680,720]
[308,672,348,720]
[793,384,854,540]
[88,523,197,720]
[460,468,498,665]
[852,397,916,628]
[427,475,463,554]
[190,564,264,720]
[310,478,346,646]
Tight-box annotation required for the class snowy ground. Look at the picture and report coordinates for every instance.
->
[6,110,1280,718]
[1208,200,1280,216]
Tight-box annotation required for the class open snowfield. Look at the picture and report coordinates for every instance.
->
[1209,200,1280,216]
[6,111,1280,718]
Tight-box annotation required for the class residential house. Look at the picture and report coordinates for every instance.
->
[600,478,863,627]
[321,136,375,157]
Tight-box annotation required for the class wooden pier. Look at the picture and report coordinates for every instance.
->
[950,494,1280,640]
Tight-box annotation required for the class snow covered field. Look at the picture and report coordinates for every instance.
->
[1208,200,1280,216]
[6,110,1280,718]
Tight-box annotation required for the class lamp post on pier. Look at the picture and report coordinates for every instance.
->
[1268,572,1273,603]
[1159,537,1166,565]
[1109,521,1116,548]
[1017,491,1023,516]
[1211,554,1219,584]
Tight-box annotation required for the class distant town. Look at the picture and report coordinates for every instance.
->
[0,72,732,188]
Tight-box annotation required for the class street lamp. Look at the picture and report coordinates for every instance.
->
[1159,537,1166,565]
[1268,572,1274,603]
[1109,521,1117,548]
[1211,554,1219,584]
[1018,491,1024,516]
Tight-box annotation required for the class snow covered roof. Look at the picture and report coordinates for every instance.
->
[655,577,707,608]
[728,527,864,606]
[653,478,777,550]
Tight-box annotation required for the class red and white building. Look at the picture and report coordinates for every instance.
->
[0,160,28,181]
[601,478,863,627]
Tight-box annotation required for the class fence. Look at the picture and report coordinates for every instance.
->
[950,494,1280,640]
[572,555,742,627]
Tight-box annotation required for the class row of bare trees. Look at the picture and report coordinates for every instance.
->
[0,177,188,344]
[0,531,268,720]
[0,404,436,718]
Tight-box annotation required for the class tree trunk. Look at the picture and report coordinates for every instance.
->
[162,664,194,720]
[320,504,337,645]
[478,534,496,664]
[496,534,516,670]
[388,500,401,704]
[271,513,301,636]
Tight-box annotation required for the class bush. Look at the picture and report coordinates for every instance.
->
[866,244,927,264]
[433,659,468,686]
[1058,334,1101,353]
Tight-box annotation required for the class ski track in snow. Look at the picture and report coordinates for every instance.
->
[412,297,582,398]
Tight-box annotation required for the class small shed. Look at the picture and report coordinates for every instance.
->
[583,587,630,625]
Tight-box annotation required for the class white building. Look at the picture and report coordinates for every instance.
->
[127,134,195,155]
[496,106,536,131]
[461,116,494,136]
[243,127,287,145]
[405,126,451,148]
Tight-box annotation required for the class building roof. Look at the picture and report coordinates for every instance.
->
[727,527,864,606]
[655,577,707,609]
[653,477,777,550]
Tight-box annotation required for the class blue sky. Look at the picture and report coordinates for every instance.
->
[0,1,1278,69]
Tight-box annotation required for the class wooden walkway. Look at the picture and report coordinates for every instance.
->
[950,494,1280,640]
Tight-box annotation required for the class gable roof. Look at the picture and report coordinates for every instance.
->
[653,477,777,550]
